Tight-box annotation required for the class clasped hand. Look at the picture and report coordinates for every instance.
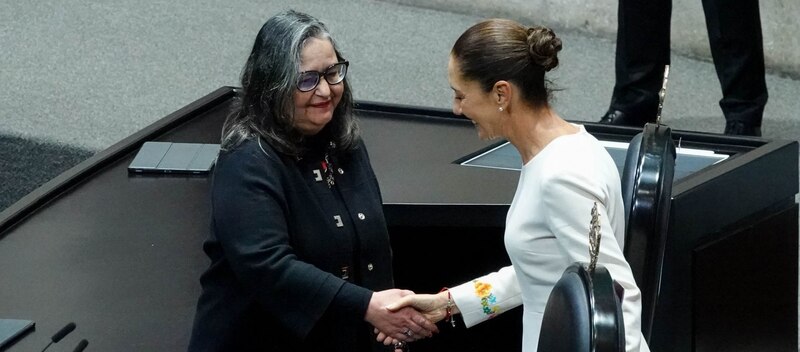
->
[366,289,451,348]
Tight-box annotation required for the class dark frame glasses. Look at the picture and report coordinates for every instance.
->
[296,61,349,92]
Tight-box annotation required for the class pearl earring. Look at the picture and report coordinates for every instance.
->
[498,107,504,112]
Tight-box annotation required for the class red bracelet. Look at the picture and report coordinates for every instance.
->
[440,287,456,327]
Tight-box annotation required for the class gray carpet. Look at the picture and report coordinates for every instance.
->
[0,135,93,210]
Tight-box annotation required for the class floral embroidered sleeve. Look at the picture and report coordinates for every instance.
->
[449,265,522,328]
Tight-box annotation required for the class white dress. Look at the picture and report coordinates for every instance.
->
[449,125,649,352]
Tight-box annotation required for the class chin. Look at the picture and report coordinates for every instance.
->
[477,130,500,141]
[475,127,490,140]
[318,111,334,122]
[310,116,333,128]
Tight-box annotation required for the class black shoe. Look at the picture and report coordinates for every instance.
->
[724,121,761,137]
[599,109,624,124]
[598,109,649,127]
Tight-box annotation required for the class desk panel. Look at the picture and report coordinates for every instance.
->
[0,87,796,351]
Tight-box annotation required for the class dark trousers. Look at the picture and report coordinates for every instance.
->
[610,0,768,126]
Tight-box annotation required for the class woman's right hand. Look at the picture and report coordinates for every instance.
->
[385,291,451,323]
[373,291,455,345]
[364,289,439,343]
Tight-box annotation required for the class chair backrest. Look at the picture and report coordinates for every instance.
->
[619,123,676,341]
[621,132,644,226]
[538,263,625,352]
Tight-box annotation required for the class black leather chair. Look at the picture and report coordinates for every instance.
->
[538,263,625,352]
[619,123,676,341]
[620,132,643,227]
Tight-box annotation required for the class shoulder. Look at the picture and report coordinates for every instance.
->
[218,138,283,167]
[213,137,292,186]
[541,131,614,177]
[535,134,616,195]
[336,137,370,164]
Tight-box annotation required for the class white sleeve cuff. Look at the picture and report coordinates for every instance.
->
[449,265,523,328]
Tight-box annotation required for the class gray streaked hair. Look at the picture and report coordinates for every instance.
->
[222,10,358,156]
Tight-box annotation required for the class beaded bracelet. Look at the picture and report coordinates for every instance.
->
[440,287,456,327]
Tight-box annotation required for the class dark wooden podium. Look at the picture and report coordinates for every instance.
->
[0,87,796,351]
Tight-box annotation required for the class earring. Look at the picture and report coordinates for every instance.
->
[498,107,504,112]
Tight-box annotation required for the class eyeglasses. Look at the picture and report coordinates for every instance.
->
[296,61,349,92]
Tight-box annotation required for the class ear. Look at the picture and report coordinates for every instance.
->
[493,81,511,106]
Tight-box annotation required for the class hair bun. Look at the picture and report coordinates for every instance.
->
[526,26,562,72]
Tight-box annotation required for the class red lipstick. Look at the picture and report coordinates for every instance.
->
[310,101,332,108]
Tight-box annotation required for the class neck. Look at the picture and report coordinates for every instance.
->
[503,105,577,165]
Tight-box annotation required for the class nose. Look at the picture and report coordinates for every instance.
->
[315,78,331,97]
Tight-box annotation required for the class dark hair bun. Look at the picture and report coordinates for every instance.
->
[526,26,562,72]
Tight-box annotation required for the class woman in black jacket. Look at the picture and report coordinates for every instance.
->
[188,10,436,352]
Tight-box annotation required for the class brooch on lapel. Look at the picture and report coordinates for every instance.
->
[321,141,337,188]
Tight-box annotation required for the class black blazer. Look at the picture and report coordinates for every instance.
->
[188,137,394,352]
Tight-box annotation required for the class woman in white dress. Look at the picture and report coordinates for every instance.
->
[382,19,650,352]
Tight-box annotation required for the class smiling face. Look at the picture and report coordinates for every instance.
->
[292,37,344,135]
[448,56,503,140]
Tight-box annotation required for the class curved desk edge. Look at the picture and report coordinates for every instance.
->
[2,86,792,236]
[0,87,238,235]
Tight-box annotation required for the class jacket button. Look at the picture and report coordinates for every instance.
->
[338,168,344,174]
[357,213,366,220]
[367,263,374,271]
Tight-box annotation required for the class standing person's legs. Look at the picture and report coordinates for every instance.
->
[602,0,672,126]
[701,0,768,136]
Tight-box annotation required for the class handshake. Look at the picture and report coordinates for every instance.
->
[365,289,458,351]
